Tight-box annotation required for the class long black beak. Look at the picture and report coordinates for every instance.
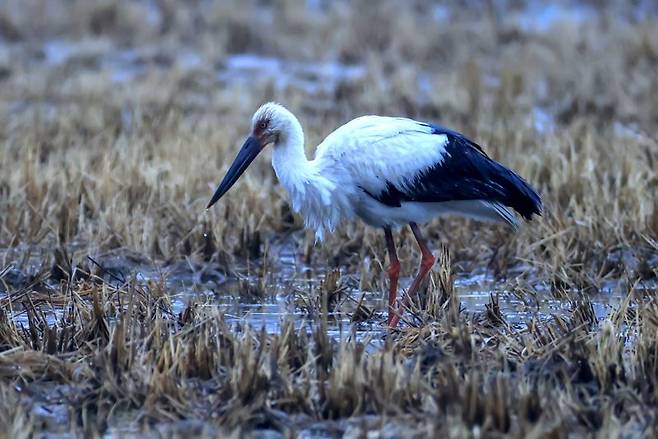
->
[207,136,262,209]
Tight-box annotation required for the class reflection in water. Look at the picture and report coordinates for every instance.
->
[0,240,643,347]
[119,241,632,347]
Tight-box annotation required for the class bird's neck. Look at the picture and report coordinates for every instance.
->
[272,111,352,240]
[271,116,315,193]
[271,117,341,240]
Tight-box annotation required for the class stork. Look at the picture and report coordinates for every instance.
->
[207,102,542,328]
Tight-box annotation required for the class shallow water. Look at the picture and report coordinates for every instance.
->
[163,263,630,344]
[4,242,650,438]
[2,238,642,350]
[217,54,366,97]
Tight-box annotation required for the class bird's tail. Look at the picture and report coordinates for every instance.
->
[491,163,543,220]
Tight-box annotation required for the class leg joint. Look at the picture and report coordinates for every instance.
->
[421,253,435,270]
[387,260,401,277]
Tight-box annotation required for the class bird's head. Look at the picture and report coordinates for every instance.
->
[250,102,291,146]
[206,102,292,209]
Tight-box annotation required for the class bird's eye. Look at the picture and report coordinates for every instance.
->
[259,121,268,130]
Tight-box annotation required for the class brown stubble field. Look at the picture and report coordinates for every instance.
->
[0,0,657,437]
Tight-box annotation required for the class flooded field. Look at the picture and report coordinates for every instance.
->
[2,237,657,436]
[3,241,649,340]
[1,0,658,437]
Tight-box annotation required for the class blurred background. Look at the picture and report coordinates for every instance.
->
[0,0,656,124]
[2,0,657,130]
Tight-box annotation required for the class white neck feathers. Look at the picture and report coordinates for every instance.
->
[271,111,311,193]
[269,109,347,240]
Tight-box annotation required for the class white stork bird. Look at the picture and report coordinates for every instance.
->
[207,102,542,328]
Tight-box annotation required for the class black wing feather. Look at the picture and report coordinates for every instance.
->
[365,123,542,220]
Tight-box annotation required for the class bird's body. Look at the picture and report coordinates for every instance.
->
[271,114,540,239]
[207,102,542,328]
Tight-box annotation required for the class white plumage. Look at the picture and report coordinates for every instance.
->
[265,104,526,239]
[207,102,542,327]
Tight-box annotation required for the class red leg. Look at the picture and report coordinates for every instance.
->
[384,227,400,326]
[389,222,435,328]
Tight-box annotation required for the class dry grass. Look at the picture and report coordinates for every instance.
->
[1,0,657,436]
[1,263,657,436]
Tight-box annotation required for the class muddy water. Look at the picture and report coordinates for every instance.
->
[2,243,645,438]
[0,239,640,344]
[3,242,642,438]
[161,238,633,336]
[162,256,627,342]
[142,242,388,344]
[30,241,633,343]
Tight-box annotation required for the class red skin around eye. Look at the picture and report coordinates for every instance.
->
[253,118,271,144]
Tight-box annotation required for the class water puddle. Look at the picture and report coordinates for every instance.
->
[217,54,366,96]
[3,240,650,350]
[506,0,658,33]
[513,2,598,32]
[31,39,368,94]
[4,243,651,436]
